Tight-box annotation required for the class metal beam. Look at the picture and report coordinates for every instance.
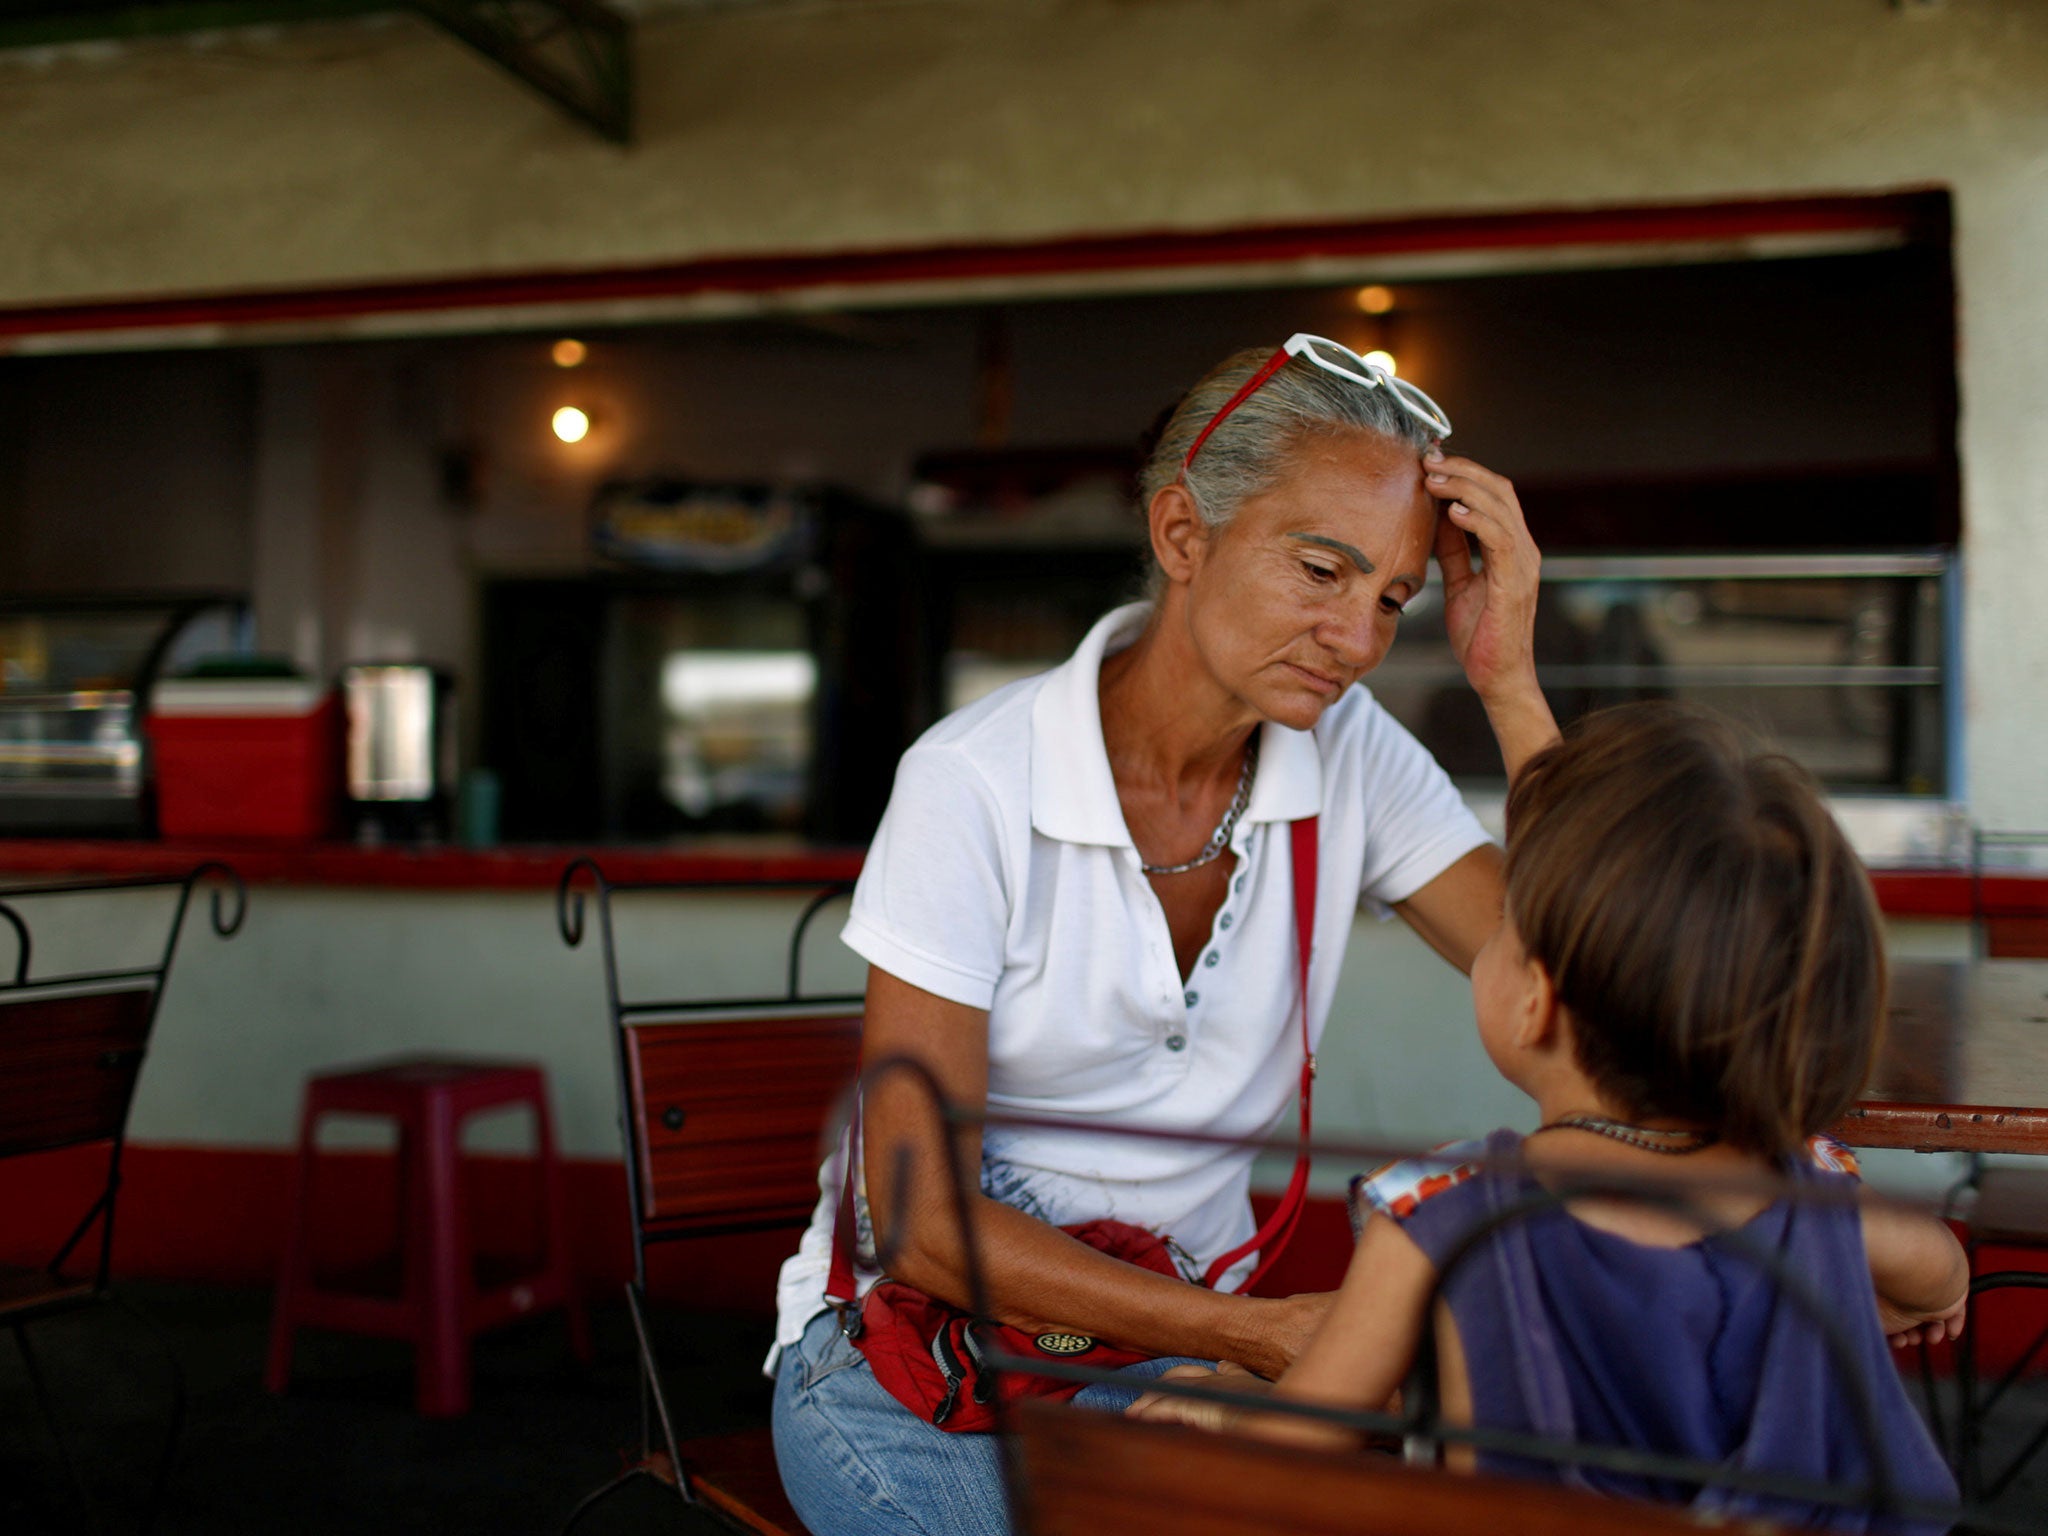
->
[0,2,389,49]
[408,0,633,146]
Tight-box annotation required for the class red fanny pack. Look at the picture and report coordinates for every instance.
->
[825,817,1318,1433]
[856,1220,1181,1432]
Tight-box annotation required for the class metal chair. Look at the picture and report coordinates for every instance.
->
[0,864,245,1533]
[554,859,861,1536]
[842,1060,1961,1536]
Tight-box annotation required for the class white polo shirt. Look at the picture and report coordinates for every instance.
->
[769,603,1489,1364]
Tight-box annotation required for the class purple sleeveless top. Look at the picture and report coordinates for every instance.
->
[1355,1129,1956,1533]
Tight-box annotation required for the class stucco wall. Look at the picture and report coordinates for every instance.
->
[2,0,2042,826]
[0,1,2034,302]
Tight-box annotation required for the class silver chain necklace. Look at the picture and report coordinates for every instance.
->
[1141,734,1259,877]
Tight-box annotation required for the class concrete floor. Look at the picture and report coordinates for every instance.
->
[3,1281,2044,1535]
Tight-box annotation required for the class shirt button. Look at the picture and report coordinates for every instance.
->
[1220,913,1233,930]
[1204,952,1219,968]
[1165,1034,1187,1052]
[1184,989,1199,1008]
[1234,876,1245,893]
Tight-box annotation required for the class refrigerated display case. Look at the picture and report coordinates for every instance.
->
[0,596,250,835]
[914,545,1955,801]
[1365,551,1955,794]
[481,484,924,844]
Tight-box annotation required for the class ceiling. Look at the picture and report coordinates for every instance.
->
[0,1,636,142]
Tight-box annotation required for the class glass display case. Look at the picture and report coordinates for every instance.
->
[619,589,818,834]
[0,596,251,834]
[918,547,1955,800]
[1366,551,1954,794]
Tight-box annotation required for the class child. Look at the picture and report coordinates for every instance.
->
[1131,702,1965,1530]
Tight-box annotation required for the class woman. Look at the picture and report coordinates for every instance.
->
[770,334,1559,1535]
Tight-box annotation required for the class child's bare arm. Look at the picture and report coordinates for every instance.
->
[1129,1212,1437,1447]
[1859,1187,1968,1347]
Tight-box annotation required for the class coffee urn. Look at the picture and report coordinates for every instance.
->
[343,663,455,842]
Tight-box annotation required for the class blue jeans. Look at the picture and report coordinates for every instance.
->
[771,1308,1204,1536]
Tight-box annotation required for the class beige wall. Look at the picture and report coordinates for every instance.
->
[2,0,2046,826]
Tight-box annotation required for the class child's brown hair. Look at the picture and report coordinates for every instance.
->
[1503,702,1885,1157]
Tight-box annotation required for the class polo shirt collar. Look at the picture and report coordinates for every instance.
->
[1030,603,1325,846]
[1244,711,1323,826]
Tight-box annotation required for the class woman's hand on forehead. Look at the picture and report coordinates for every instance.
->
[1428,451,1541,698]
[1426,450,1559,779]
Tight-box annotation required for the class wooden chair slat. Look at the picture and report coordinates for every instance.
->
[625,1015,861,1230]
[1006,1399,1759,1536]
[0,1266,96,1319]
[0,987,155,1159]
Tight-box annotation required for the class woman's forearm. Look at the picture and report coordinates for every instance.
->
[888,1193,1328,1378]
[1478,668,1560,784]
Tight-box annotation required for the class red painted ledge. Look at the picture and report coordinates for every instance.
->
[2,840,2042,911]
[0,838,866,890]
[1870,870,2048,921]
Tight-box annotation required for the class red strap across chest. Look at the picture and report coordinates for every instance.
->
[1199,815,1317,1291]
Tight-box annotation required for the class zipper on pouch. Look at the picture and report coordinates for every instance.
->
[962,1323,998,1406]
[930,1323,966,1425]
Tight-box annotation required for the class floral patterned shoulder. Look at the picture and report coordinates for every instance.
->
[1804,1133,1861,1178]
[1346,1136,1492,1236]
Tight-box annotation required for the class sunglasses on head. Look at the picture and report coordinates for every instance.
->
[1180,333,1454,475]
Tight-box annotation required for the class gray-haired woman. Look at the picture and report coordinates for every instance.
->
[770,335,1559,1535]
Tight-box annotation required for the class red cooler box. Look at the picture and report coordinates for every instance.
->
[149,679,341,840]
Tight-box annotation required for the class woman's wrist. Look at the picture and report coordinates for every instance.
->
[1471,659,1542,717]
[1209,1292,1331,1381]
[1476,667,1560,783]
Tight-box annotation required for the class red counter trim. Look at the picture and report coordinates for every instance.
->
[0,838,865,889]
[1870,871,2048,920]
[0,842,2041,910]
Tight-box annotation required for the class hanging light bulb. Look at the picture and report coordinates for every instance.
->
[551,406,591,444]
[1363,349,1398,376]
[552,338,588,368]
[1355,285,1396,315]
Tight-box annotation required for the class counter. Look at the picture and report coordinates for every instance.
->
[0,838,865,889]
[0,837,2039,915]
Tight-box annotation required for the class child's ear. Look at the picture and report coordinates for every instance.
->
[1514,956,1562,1052]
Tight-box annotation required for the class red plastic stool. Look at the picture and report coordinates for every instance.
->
[263,1055,591,1416]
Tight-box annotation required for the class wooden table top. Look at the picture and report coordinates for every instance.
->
[1834,959,2048,1154]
